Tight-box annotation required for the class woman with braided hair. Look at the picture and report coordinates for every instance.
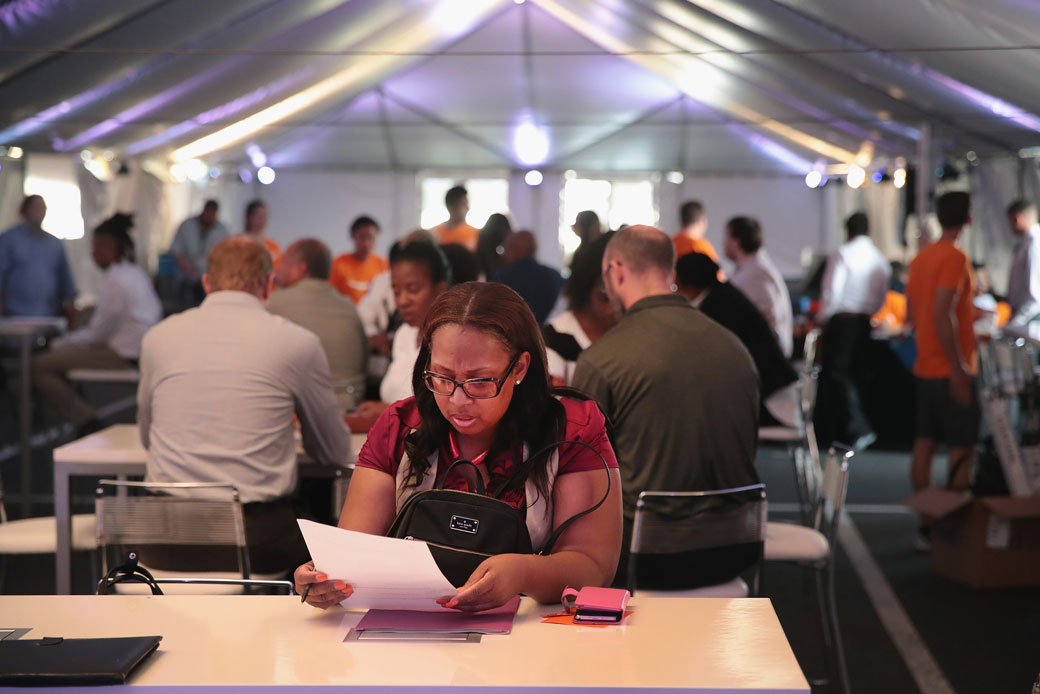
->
[31,213,162,434]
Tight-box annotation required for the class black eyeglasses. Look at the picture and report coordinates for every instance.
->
[423,354,520,399]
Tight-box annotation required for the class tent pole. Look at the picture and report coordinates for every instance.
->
[916,122,933,248]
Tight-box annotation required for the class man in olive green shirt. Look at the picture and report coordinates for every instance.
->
[573,225,760,586]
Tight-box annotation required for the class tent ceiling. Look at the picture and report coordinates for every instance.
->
[1,0,1039,174]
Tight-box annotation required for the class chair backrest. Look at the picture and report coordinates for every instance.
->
[95,481,250,579]
[800,327,822,421]
[628,484,766,594]
[814,446,853,543]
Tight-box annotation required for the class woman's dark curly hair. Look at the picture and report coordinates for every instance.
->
[404,282,564,501]
[94,212,136,263]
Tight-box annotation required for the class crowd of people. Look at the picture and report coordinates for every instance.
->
[0,179,1027,604]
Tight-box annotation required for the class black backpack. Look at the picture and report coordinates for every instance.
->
[387,440,610,587]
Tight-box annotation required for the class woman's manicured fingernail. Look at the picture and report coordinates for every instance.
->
[317,574,328,582]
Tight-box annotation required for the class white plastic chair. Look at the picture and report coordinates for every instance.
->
[627,484,766,598]
[765,445,853,694]
[0,473,96,590]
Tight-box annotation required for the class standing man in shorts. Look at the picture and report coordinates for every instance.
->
[905,191,979,550]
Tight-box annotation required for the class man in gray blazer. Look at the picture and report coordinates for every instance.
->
[269,238,368,411]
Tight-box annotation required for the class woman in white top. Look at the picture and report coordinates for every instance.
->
[356,240,450,416]
[31,213,161,432]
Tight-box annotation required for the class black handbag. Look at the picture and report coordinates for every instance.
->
[387,439,610,587]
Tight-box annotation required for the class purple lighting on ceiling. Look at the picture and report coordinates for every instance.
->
[122,69,313,156]
[732,125,813,172]
[923,68,1040,133]
[0,0,62,29]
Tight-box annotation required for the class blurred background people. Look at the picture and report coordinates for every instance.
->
[0,194,77,323]
[32,213,160,433]
[329,215,388,305]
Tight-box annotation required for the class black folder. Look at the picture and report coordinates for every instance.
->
[0,635,162,686]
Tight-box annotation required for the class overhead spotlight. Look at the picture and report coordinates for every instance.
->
[185,158,208,182]
[257,165,276,185]
[846,164,865,189]
[871,168,886,184]
[666,171,684,185]
[563,169,577,181]
[238,168,253,183]
[169,163,187,183]
[965,150,977,163]
[208,166,221,179]
[8,146,23,159]
[893,167,907,189]
[79,149,93,163]
[246,143,267,168]
[805,170,823,189]
[513,120,549,166]
[524,169,543,186]
[102,149,115,161]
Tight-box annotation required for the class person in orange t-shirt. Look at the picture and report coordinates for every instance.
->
[433,185,478,251]
[672,200,720,262]
[243,200,282,268]
[905,191,979,550]
[329,215,389,304]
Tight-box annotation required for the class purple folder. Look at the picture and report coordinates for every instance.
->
[355,596,521,635]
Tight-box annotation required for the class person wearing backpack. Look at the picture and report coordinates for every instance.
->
[295,282,622,612]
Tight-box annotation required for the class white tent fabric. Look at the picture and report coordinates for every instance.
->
[1,0,1040,285]
[1,0,1038,172]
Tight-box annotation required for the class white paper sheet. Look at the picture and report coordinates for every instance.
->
[298,519,458,610]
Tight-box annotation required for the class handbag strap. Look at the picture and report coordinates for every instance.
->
[96,552,164,596]
[436,458,488,496]
[528,439,612,557]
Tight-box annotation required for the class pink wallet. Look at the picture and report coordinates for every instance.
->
[561,586,630,623]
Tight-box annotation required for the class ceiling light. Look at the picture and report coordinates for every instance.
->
[666,171,684,185]
[805,171,823,189]
[513,120,549,166]
[846,164,865,189]
[8,146,23,159]
[257,166,276,185]
[893,167,907,189]
[239,168,253,183]
[184,159,208,182]
[524,169,543,186]
[169,163,187,183]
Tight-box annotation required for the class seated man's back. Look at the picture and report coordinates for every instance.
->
[139,238,349,575]
[574,226,760,588]
[269,239,368,411]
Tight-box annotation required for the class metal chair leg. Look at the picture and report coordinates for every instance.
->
[825,560,852,694]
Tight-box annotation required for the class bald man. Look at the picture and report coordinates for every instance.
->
[139,236,350,575]
[572,225,760,589]
[491,230,564,324]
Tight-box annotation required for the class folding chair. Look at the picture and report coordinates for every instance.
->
[95,480,289,595]
[627,483,766,598]
[765,445,854,694]
[759,327,822,524]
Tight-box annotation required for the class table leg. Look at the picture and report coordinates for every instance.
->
[331,469,351,517]
[18,335,31,517]
[55,464,72,594]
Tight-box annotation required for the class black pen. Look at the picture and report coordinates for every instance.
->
[300,584,311,603]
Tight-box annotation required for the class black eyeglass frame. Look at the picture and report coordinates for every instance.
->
[423,354,521,399]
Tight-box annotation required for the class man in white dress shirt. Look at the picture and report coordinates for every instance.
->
[1006,199,1040,326]
[724,216,793,357]
[817,212,891,449]
[32,213,161,433]
[139,236,350,574]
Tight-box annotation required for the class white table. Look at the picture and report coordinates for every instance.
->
[0,595,810,692]
[53,424,366,594]
[0,316,65,515]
